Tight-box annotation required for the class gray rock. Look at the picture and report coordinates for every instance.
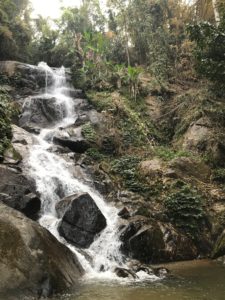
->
[57,192,107,248]
[0,203,83,298]
[53,136,90,153]
[19,95,67,130]
[114,267,137,279]
[0,165,40,220]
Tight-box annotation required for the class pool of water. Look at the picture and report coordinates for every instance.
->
[54,260,225,300]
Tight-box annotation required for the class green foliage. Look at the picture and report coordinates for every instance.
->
[187,16,225,91]
[85,147,106,161]
[81,122,97,143]
[87,91,115,111]
[211,168,225,183]
[0,0,32,61]
[0,89,12,155]
[111,155,150,194]
[164,185,205,237]
[153,146,191,161]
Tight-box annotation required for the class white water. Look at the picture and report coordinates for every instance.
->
[26,62,159,282]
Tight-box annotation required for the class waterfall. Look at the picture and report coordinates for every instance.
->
[26,62,158,281]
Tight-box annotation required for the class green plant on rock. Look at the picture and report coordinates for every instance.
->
[153,146,191,161]
[211,168,225,183]
[85,147,106,162]
[81,122,97,143]
[164,185,205,238]
[0,89,12,156]
[111,155,150,194]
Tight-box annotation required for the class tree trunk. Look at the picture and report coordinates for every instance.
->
[212,0,220,25]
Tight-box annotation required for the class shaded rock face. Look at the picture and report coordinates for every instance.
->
[0,203,83,298]
[19,96,67,130]
[0,165,40,220]
[119,216,198,263]
[120,217,165,263]
[0,61,53,95]
[57,193,107,248]
[53,136,90,153]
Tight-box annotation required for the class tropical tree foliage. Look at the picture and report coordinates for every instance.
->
[0,0,32,61]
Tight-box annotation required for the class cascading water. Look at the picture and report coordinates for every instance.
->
[26,62,159,281]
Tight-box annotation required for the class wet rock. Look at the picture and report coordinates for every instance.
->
[53,126,91,153]
[120,216,165,263]
[152,267,169,277]
[118,207,130,219]
[134,265,155,275]
[119,216,199,263]
[0,61,53,91]
[114,267,137,279]
[19,95,67,130]
[0,192,41,221]
[0,203,83,298]
[0,165,40,219]
[53,136,90,153]
[57,192,107,248]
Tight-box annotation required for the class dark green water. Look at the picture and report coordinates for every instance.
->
[54,260,225,300]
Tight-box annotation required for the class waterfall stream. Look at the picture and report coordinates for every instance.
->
[26,62,158,281]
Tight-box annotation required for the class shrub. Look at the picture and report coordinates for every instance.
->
[111,155,150,194]
[187,17,225,91]
[164,185,205,237]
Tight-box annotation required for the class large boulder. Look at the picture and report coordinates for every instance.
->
[53,136,90,153]
[0,203,83,298]
[0,165,40,220]
[120,217,165,263]
[57,192,107,248]
[19,95,67,130]
[2,125,35,166]
[53,126,91,153]
[119,216,198,263]
[179,117,225,166]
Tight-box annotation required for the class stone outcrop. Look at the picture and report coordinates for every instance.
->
[19,95,67,130]
[0,165,40,220]
[119,216,199,263]
[57,192,107,248]
[0,203,83,298]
